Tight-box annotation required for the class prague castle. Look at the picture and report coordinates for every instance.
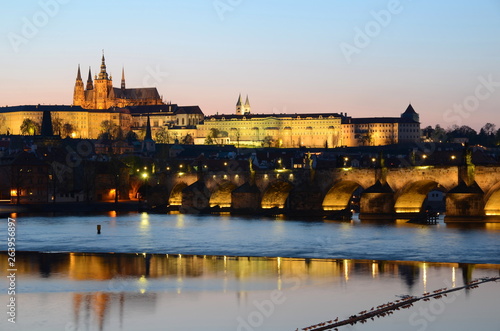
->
[0,53,421,147]
[192,96,420,148]
[73,53,163,109]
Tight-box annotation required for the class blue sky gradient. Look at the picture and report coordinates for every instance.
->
[1,0,499,130]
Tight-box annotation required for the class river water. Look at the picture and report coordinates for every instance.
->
[4,212,500,264]
[1,212,499,330]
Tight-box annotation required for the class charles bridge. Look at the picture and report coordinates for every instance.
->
[155,158,500,223]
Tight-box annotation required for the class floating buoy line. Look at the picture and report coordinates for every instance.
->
[296,276,500,331]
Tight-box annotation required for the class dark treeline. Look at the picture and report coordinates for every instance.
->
[422,123,499,146]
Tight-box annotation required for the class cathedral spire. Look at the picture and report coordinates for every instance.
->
[74,65,85,106]
[76,64,82,81]
[144,114,152,140]
[98,50,109,80]
[86,67,93,90]
[243,95,251,115]
[41,110,54,137]
[142,114,156,155]
[121,66,126,90]
[236,93,243,115]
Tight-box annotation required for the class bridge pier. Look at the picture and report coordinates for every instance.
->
[445,181,485,222]
[180,181,210,214]
[288,185,324,213]
[231,182,261,212]
[359,181,395,220]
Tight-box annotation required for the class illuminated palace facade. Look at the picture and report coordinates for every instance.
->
[0,54,199,139]
[0,105,130,138]
[193,98,421,148]
[0,54,420,146]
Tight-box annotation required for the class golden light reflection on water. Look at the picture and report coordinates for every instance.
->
[273,218,285,235]
[4,253,499,288]
[140,212,150,230]
[176,214,185,228]
[422,262,427,292]
[485,223,500,231]
[343,259,350,281]
[138,275,148,294]
[371,262,378,278]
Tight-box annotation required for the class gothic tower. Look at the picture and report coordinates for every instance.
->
[86,67,94,90]
[73,65,85,106]
[243,95,251,115]
[40,110,54,137]
[121,67,126,90]
[401,104,419,123]
[73,52,163,110]
[93,52,113,109]
[142,115,156,155]
[236,94,243,115]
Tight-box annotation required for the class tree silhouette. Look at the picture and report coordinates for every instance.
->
[52,117,63,135]
[62,123,75,138]
[155,127,171,143]
[20,118,40,135]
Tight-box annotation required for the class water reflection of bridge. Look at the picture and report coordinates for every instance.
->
[4,252,499,330]
[160,164,500,222]
[5,252,499,287]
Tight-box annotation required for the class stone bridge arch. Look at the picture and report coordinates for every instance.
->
[209,181,238,208]
[169,182,188,206]
[386,167,459,193]
[394,180,446,214]
[322,180,364,211]
[484,182,500,217]
[261,180,294,209]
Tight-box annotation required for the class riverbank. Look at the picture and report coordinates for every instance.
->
[2,202,498,223]
[0,201,140,217]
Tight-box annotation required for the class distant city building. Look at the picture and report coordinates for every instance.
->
[128,104,204,143]
[341,105,421,146]
[197,112,342,148]
[194,100,421,148]
[0,105,131,138]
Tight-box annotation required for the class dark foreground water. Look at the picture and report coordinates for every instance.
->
[3,212,500,263]
[1,212,500,330]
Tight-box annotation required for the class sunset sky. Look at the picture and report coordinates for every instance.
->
[1,0,499,130]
